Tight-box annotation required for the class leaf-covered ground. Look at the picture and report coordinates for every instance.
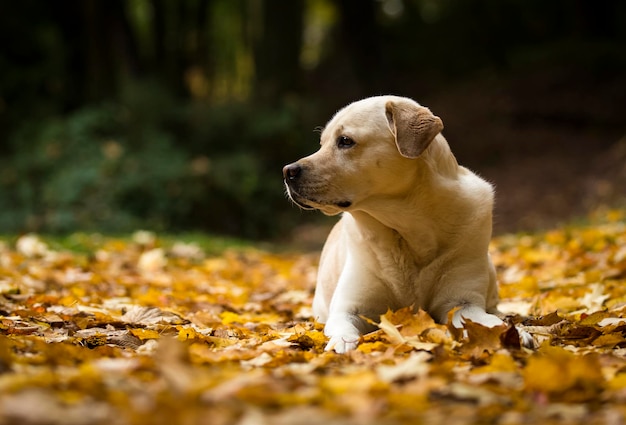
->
[1,210,626,425]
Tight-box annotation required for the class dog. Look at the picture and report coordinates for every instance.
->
[283,95,512,353]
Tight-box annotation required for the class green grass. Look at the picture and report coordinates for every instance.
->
[1,231,255,256]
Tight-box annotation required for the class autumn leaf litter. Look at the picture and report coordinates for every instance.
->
[1,211,626,425]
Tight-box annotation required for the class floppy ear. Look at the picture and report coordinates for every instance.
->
[385,100,444,158]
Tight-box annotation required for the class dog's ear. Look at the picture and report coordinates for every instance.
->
[385,101,443,158]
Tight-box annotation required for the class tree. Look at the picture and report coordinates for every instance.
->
[252,0,304,103]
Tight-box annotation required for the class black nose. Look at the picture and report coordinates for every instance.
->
[282,163,301,180]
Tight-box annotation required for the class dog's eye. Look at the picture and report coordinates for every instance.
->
[336,136,355,149]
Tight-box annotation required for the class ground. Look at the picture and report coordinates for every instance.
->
[1,210,626,425]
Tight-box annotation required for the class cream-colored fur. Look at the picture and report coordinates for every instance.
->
[283,95,505,353]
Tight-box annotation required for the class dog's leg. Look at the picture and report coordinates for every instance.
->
[324,312,363,353]
[451,304,504,328]
[324,285,377,353]
[322,253,382,353]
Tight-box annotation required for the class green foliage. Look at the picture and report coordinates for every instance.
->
[0,82,315,238]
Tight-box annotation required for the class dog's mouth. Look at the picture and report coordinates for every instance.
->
[284,183,352,211]
[287,191,316,210]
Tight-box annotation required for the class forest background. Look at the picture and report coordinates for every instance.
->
[1,0,625,241]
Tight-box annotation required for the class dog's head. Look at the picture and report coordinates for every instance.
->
[283,96,444,215]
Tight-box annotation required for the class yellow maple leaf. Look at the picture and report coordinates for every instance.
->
[220,311,244,325]
[471,352,518,375]
[129,328,161,340]
[608,373,626,390]
[377,313,406,345]
[288,329,327,351]
[591,333,626,348]
[357,341,388,354]
[523,345,604,401]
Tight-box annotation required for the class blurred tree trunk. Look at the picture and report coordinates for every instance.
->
[252,0,304,103]
[151,0,212,97]
[54,0,141,103]
[194,0,213,87]
[82,0,116,100]
[110,0,142,77]
[50,0,86,108]
[151,0,184,95]
[336,0,383,93]
[151,0,167,77]
[575,0,618,38]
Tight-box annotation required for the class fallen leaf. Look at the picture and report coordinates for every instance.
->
[376,351,431,383]
[129,328,161,341]
[0,209,625,423]
[523,345,605,401]
[121,305,186,326]
[458,319,508,359]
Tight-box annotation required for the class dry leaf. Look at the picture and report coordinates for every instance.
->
[121,305,186,326]
[0,210,625,424]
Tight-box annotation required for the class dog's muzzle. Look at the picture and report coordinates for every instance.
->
[283,162,302,182]
[282,162,352,210]
[283,162,315,209]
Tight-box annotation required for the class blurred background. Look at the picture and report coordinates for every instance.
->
[1,0,625,242]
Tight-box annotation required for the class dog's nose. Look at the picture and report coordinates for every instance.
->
[283,163,301,180]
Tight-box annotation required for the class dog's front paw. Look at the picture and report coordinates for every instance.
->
[325,333,360,353]
[323,315,362,353]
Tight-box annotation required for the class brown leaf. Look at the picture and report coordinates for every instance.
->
[591,333,626,348]
[121,305,187,326]
[458,320,508,359]
[524,311,565,326]
[1,210,626,424]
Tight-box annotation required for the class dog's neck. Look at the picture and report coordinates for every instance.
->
[348,166,492,265]
[343,134,492,263]
[421,135,459,179]
[348,209,441,265]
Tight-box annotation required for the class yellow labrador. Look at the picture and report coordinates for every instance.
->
[283,95,506,353]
